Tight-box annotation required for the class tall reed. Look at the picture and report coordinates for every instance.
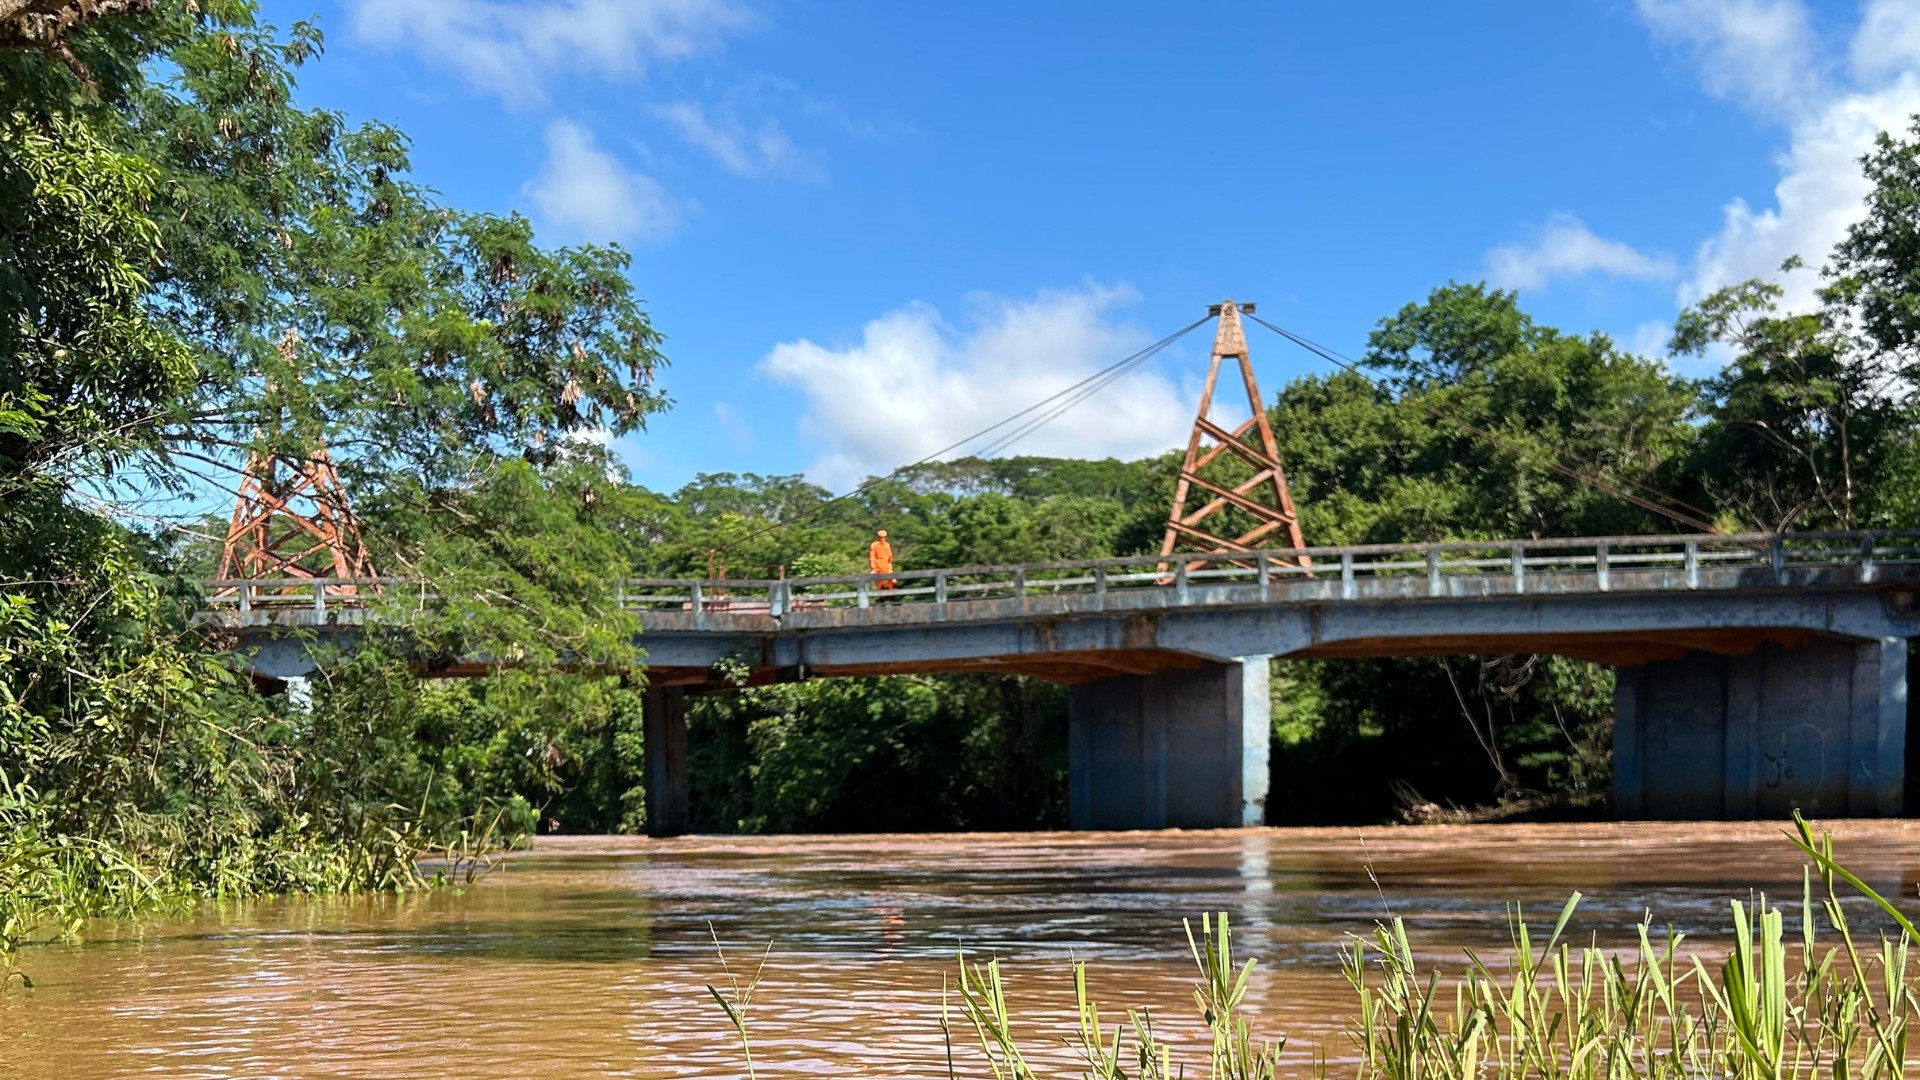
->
[707,927,774,1080]
[948,912,1283,1080]
[1340,813,1919,1079]
[715,813,1920,1079]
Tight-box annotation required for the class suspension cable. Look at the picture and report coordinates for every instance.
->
[1241,310,1722,535]
[974,323,1190,459]
[705,315,1212,560]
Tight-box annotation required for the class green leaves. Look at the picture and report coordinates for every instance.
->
[1330,283,1697,541]
[1672,118,1920,533]
[944,912,1279,1080]
[1186,912,1283,1080]
[687,674,1066,833]
[1829,117,1920,366]
[362,456,644,673]
[0,109,193,496]
[0,3,665,937]
[1684,281,1915,530]
[0,0,673,496]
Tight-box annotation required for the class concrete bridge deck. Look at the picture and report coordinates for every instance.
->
[202,531,1920,832]
[611,532,1920,681]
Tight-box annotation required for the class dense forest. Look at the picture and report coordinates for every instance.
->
[7,0,1920,965]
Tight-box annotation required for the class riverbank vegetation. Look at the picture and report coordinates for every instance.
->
[8,0,1920,963]
[1,0,662,960]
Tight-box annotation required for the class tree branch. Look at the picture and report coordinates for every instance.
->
[0,0,153,84]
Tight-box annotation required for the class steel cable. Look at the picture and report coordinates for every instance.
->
[705,315,1211,559]
[974,321,1196,459]
[1241,310,1721,534]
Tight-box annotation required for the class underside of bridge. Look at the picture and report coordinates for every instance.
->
[638,625,1837,688]
[634,620,1913,835]
[639,646,1209,687]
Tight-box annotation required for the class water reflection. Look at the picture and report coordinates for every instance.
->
[3,821,1917,1077]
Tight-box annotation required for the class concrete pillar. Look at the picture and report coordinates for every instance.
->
[1067,656,1271,829]
[1613,637,1907,820]
[644,684,690,837]
[284,675,313,714]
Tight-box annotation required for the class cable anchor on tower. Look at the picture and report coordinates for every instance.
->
[1159,299,1310,573]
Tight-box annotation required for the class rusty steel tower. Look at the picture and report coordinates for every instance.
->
[1158,300,1308,569]
[216,329,376,598]
[216,440,377,596]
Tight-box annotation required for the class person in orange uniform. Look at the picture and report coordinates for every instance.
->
[868,529,895,591]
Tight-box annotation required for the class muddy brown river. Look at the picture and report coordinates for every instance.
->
[4,821,1919,1078]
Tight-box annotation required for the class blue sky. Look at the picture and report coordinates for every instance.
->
[262,0,1920,493]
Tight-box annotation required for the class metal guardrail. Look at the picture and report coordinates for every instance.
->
[204,578,386,619]
[198,531,1920,624]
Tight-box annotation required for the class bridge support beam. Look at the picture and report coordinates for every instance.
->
[1067,656,1271,830]
[645,684,690,837]
[1613,637,1907,820]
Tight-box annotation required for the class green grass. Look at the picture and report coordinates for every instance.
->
[714,813,1920,1078]
[1336,814,1918,1080]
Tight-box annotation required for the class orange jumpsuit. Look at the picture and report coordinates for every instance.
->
[868,538,895,589]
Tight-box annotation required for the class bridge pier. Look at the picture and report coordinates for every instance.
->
[644,684,690,837]
[1067,656,1271,830]
[1613,636,1907,820]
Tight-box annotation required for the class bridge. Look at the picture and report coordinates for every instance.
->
[197,299,1920,834]
[208,530,1920,835]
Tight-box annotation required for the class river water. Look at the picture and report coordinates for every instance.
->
[4,821,1919,1078]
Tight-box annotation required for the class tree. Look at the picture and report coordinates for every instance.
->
[0,107,189,505]
[1264,284,1701,549]
[686,675,1066,833]
[0,31,220,933]
[1828,116,1920,373]
[1026,494,1128,561]
[0,0,151,81]
[4,1,672,642]
[0,0,671,929]
[2,1,668,507]
[1675,274,1915,530]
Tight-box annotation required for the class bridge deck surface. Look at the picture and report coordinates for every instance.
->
[202,532,1920,686]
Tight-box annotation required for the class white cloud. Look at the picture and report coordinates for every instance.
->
[652,101,824,180]
[1635,0,1825,120]
[1685,79,1920,308]
[348,0,752,105]
[760,285,1194,489]
[1638,0,1920,311]
[1486,214,1678,291]
[1624,319,1673,359]
[1850,0,1920,85]
[522,120,680,244]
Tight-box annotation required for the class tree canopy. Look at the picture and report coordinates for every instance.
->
[0,0,669,956]
[7,0,1920,928]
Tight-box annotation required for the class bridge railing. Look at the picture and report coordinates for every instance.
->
[201,577,387,620]
[200,530,1920,622]
[611,530,1920,616]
